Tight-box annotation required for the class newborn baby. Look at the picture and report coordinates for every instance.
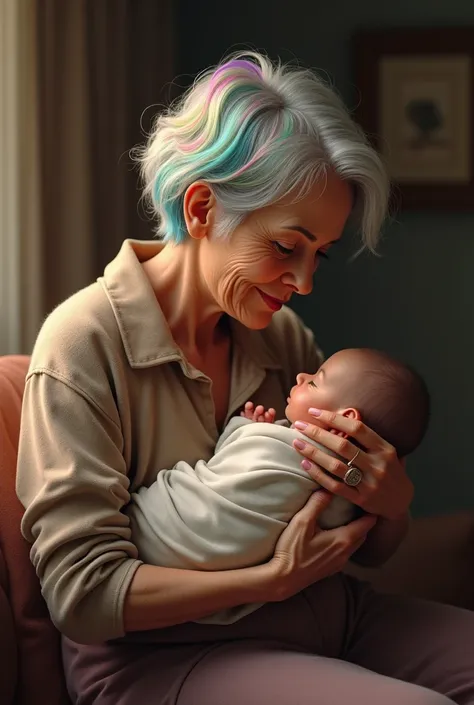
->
[127,348,430,624]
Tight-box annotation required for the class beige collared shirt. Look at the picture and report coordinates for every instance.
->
[16,239,323,644]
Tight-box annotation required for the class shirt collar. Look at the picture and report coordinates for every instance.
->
[100,239,282,371]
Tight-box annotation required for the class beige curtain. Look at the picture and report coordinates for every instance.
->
[0,0,42,355]
[37,0,95,318]
[86,0,176,270]
[0,0,174,354]
[38,0,175,315]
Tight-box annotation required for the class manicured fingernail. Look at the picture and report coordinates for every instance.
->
[294,421,308,430]
[293,439,306,450]
[301,459,313,471]
[309,407,322,417]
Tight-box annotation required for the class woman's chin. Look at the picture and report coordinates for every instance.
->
[229,291,280,329]
[235,309,274,330]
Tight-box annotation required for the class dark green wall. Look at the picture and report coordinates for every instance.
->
[177,1,474,516]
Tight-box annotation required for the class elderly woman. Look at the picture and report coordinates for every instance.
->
[16,53,474,705]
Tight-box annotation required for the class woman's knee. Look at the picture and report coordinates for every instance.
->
[406,690,454,705]
[177,643,457,705]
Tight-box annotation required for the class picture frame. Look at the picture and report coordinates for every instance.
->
[354,28,474,210]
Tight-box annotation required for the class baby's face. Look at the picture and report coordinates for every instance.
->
[285,350,362,425]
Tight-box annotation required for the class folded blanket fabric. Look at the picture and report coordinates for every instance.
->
[129,417,356,624]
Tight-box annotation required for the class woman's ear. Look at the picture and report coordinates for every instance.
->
[183,182,216,240]
[333,407,361,438]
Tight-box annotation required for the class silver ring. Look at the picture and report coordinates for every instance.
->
[344,449,363,487]
[348,449,361,466]
[344,466,363,487]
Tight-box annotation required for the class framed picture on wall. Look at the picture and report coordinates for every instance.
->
[354,28,474,210]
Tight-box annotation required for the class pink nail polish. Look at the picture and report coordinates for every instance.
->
[301,459,313,471]
[294,421,307,430]
[309,407,322,417]
[293,439,306,450]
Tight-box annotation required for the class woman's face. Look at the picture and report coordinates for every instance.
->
[199,170,353,329]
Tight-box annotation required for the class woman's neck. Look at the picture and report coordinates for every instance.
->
[142,239,225,356]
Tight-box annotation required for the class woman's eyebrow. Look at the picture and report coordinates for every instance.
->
[283,226,316,242]
[283,226,340,247]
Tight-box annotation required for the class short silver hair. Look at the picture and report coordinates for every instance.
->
[136,51,389,252]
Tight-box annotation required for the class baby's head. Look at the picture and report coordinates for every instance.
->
[285,348,430,457]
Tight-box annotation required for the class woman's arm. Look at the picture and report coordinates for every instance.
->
[18,371,375,644]
[123,562,271,631]
[18,372,274,642]
[17,372,142,644]
[124,491,377,631]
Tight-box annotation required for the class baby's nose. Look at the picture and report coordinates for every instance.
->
[296,373,308,385]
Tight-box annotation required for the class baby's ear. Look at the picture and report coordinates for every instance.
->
[334,408,361,438]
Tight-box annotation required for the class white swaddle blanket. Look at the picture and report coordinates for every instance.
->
[127,417,356,624]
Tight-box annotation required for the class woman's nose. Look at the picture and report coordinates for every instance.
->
[282,260,314,296]
[295,267,314,296]
[296,372,308,385]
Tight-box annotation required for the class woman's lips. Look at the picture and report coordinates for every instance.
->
[257,289,284,311]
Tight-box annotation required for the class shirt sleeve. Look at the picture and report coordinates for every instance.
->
[16,370,142,644]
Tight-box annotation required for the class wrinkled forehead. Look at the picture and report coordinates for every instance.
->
[255,172,353,245]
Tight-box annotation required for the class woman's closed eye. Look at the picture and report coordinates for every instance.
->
[273,241,295,256]
[308,380,317,388]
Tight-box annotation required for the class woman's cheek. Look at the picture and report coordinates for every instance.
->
[217,267,254,310]
[248,255,285,284]
[217,251,284,305]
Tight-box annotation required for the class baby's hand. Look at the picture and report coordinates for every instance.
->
[240,401,276,423]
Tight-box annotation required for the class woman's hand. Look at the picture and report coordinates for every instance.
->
[292,409,414,520]
[267,490,377,601]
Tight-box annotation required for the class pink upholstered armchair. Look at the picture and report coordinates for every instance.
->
[0,356,70,705]
[0,354,473,704]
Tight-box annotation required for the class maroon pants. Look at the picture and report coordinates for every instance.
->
[63,574,474,704]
